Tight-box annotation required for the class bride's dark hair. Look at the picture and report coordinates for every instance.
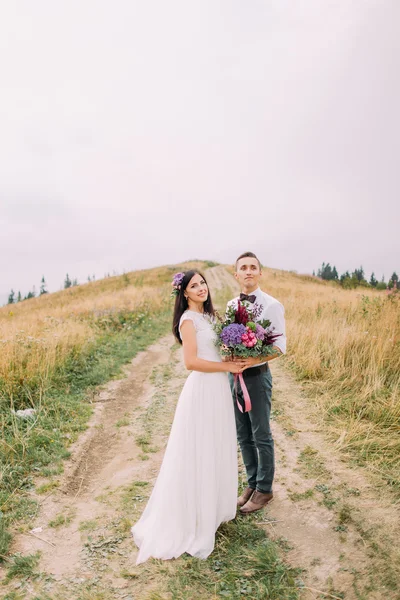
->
[172,270,215,344]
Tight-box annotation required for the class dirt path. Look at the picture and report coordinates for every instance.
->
[268,360,400,600]
[1,266,399,599]
[0,334,185,598]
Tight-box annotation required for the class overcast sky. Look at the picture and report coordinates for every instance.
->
[1,0,399,301]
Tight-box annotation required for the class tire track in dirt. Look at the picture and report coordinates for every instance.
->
[62,339,171,498]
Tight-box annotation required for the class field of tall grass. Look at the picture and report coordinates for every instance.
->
[0,260,207,556]
[255,267,400,493]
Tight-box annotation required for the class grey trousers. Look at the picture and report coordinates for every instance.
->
[229,366,274,493]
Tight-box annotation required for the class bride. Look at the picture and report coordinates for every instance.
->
[131,269,245,564]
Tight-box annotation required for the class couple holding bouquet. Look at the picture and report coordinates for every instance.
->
[131,252,286,564]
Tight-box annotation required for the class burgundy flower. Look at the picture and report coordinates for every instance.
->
[235,301,249,325]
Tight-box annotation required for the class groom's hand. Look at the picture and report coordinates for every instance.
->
[231,355,243,362]
[241,348,282,369]
[241,356,262,369]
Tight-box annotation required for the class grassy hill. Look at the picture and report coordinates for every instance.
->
[1,260,399,561]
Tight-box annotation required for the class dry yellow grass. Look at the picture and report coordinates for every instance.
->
[0,260,205,410]
[246,266,400,485]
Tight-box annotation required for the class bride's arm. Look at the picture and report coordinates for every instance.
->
[180,320,244,374]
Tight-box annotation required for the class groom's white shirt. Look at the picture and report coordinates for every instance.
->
[227,287,286,366]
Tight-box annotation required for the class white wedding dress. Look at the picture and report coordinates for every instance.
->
[131,310,238,564]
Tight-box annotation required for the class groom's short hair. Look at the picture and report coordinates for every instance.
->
[235,252,262,271]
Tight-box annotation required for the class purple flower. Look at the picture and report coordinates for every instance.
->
[171,272,186,297]
[255,324,266,341]
[220,323,247,346]
[172,272,185,287]
[251,303,264,320]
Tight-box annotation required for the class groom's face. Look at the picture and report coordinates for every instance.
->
[235,257,261,291]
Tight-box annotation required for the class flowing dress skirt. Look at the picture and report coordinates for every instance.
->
[131,370,238,564]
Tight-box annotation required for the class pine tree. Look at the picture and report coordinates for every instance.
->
[353,266,365,283]
[17,291,22,302]
[26,286,36,299]
[72,278,78,286]
[340,271,350,282]
[64,274,72,289]
[388,271,398,288]
[369,272,377,287]
[40,276,48,295]
[316,263,339,281]
[322,263,332,280]
[8,289,15,304]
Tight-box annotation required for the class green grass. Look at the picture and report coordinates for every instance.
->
[4,552,41,582]
[0,517,12,557]
[297,446,331,480]
[289,488,314,502]
[120,568,139,580]
[79,519,98,532]
[48,509,75,529]
[338,505,352,524]
[36,481,60,495]
[121,480,150,511]
[314,484,338,510]
[115,415,130,428]
[1,592,25,600]
[135,433,151,451]
[148,516,300,600]
[0,307,172,559]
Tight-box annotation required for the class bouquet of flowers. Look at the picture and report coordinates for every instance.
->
[214,300,281,412]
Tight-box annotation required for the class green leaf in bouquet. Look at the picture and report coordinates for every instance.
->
[259,319,272,329]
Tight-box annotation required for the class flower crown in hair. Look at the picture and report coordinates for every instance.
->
[171,272,185,297]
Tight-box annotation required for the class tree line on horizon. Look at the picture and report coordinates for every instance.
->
[314,263,399,290]
[4,272,128,306]
[6,273,92,305]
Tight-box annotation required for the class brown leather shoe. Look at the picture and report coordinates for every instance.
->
[237,487,255,507]
[240,490,273,514]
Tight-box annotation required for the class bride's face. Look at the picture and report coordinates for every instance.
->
[184,273,208,305]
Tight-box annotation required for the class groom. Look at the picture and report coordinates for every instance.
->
[227,252,286,514]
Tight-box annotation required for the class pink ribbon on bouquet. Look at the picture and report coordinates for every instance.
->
[234,373,252,413]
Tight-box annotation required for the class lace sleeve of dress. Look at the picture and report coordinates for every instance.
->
[178,313,197,337]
